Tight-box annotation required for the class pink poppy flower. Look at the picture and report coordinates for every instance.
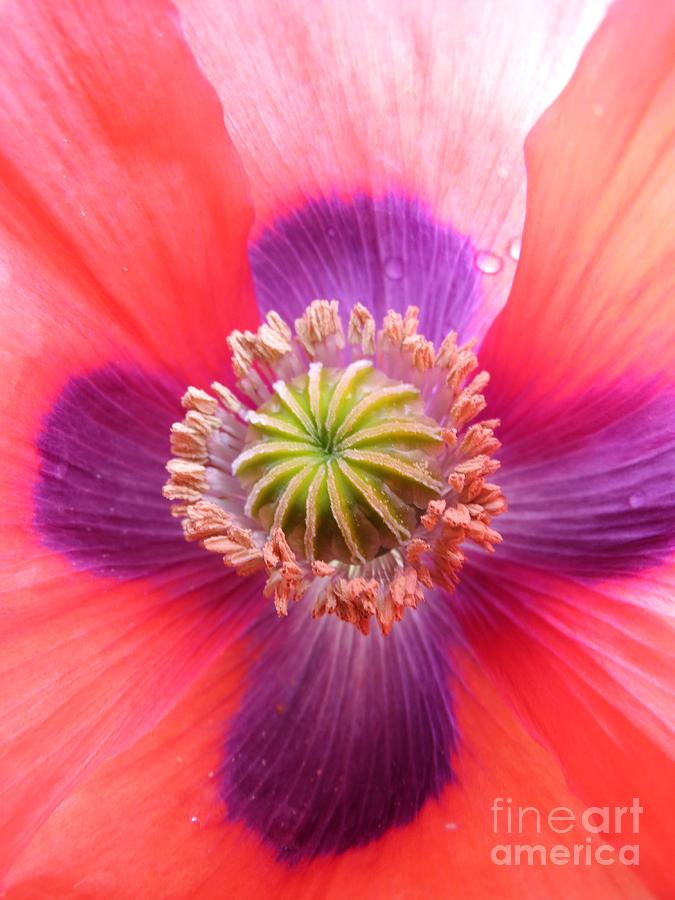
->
[1,0,673,896]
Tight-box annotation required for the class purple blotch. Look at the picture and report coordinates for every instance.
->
[249,192,483,346]
[496,390,675,575]
[34,364,224,579]
[222,603,457,862]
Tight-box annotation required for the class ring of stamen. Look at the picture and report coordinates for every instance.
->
[164,300,506,635]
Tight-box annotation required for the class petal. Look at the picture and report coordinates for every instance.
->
[249,193,484,346]
[496,387,675,575]
[457,556,675,897]
[0,0,262,877]
[0,542,264,883]
[0,0,258,387]
[177,0,608,332]
[480,0,675,413]
[5,642,649,898]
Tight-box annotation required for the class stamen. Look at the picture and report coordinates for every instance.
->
[164,300,506,635]
[262,528,305,617]
[295,299,345,357]
[182,501,263,575]
[347,303,376,355]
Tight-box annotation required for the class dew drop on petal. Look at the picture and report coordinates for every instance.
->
[326,226,337,238]
[474,250,503,275]
[383,256,404,280]
[52,461,69,480]
[508,237,521,262]
[629,491,646,509]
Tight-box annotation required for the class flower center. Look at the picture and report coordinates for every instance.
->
[164,300,506,635]
[233,363,443,565]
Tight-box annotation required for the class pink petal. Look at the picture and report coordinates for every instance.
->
[177,0,608,332]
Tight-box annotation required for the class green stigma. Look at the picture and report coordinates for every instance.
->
[233,359,444,564]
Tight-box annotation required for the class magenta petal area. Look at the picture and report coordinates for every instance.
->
[495,387,675,576]
[222,601,456,862]
[34,365,227,582]
[249,193,485,345]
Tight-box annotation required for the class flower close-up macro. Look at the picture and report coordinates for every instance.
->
[1,0,674,897]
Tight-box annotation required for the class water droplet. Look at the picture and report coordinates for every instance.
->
[326,226,337,239]
[496,165,509,180]
[383,256,404,280]
[474,250,503,275]
[122,265,128,272]
[591,102,605,118]
[508,237,521,262]
[629,491,645,509]
[52,461,69,480]
[190,816,201,827]
[444,822,458,831]
[80,211,86,217]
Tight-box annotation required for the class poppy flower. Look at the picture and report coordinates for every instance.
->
[1,0,673,896]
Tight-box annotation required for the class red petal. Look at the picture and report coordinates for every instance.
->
[0,0,262,879]
[0,0,258,388]
[458,557,675,897]
[5,651,648,898]
[177,0,608,329]
[480,0,675,414]
[0,529,264,881]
